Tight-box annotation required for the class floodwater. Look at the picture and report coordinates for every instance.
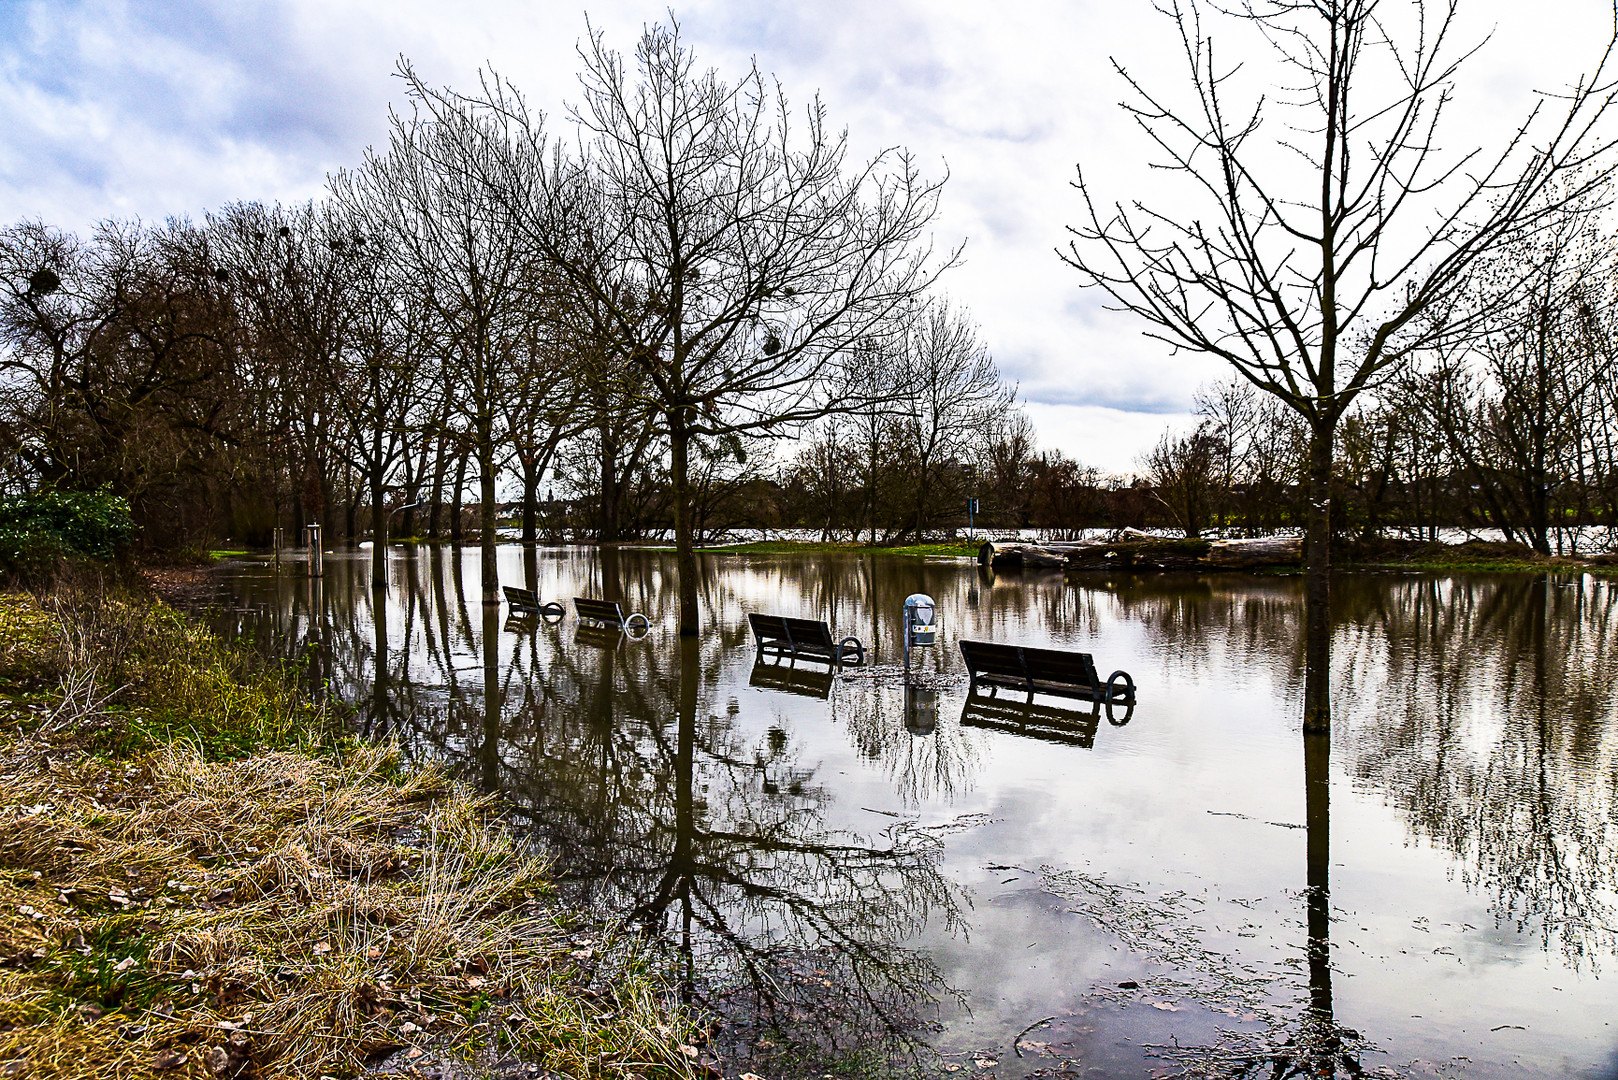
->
[203,546,1618,1079]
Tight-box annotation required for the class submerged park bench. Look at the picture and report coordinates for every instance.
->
[502,586,564,619]
[573,596,651,636]
[747,613,867,667]
[958,639,1135,708]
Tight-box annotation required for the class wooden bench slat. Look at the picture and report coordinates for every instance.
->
[503,585,540,610]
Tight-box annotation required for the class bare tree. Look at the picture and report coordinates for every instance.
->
[0,219,245,541]
[1062,0,1618,729]
[892,299,1013,539]
[1420,206,1618,554]
[1142,422,1223,537]
[335,101,548,601]
[404,20,955,633]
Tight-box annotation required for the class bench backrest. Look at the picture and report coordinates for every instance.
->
[959,640,1030,681]
[748,612,791,642]
[749,613,836,650]
[504,586,539,607]
[1022,645,1100,688]
[574,597,626,624]
[780,617,836,649]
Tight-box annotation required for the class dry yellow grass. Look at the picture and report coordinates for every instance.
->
[0,590,699,1080]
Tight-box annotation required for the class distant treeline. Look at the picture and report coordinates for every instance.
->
[0,206,1028,551]
[4,199,1614,554]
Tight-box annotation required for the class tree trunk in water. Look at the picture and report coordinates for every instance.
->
[521,459,538,544]
[370,471,388,590]
[670,410,700,636]
[450,451,468,546]
[427,437,449,540]
[1304,730,1332,1017]
[599,426,620,543]
[479,445,499,602]
[1303,423,1334,734]
[1302,728,1340,1068]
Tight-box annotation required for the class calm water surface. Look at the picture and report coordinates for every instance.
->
[204,547,1618,1079]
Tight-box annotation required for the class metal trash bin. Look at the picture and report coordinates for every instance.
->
[904,593,937,647]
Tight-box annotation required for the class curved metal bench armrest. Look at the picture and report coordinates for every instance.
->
[624,611,652,639]
[1105,669,1135,700]
[539,601,566,622]
[1104,670,1136,724]
[837,636,866,666]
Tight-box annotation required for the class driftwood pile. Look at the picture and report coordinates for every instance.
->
[978,529,1301,572]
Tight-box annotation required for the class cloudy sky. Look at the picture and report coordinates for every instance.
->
[0,0,1609,472]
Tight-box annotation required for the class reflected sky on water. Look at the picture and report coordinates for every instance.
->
[204,546,1618,1079]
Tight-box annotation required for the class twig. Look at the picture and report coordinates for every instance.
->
[1012,1015,1056,1057]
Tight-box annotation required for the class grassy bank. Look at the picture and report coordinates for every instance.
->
[1341,537,1618,575]
[0,587,696,1080]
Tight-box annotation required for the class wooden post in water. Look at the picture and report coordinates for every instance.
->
[307,523,323,578]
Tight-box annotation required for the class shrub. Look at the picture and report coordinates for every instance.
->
[0,488,134,580]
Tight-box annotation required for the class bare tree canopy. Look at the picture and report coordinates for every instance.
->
[1062,0,1618,728]
[400,19,958,632]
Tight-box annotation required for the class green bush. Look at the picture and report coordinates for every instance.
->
[0,488,134,577]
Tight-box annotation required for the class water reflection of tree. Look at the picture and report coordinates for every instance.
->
[834,678,982,806]
[491,637,965,1071]
[1336,575,1618,965]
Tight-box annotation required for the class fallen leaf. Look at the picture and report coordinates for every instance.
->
[152,1050,186,1070]
[113,957,138,972]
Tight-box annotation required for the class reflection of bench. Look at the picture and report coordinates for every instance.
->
[503,586,564,619]
[573,597,650,635]
[573,622,629,651]
[959,695,1108,748]
[746,614,865,666]
[748,657,835,699]
[959,640,1135,706]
